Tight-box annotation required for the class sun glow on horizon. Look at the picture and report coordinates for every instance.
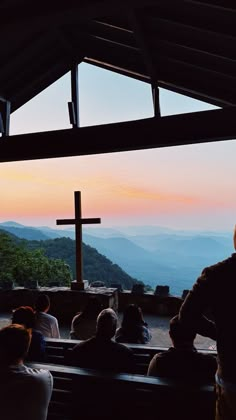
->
[1,144,236,231]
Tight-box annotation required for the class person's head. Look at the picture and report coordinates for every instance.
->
[12,306,35,329]
[169,315,196,347]
[122,304,144,328]
[0,324,31,365]
[35,294,50,313]
[82,297,103,319]
[96,308,118,339]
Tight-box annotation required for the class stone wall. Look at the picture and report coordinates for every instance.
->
[118,291,182,316]
[0,287,183,322]
[0,287,118,323]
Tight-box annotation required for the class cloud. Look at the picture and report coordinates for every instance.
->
[115,184,201,206]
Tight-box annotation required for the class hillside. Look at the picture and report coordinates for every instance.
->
[82,232,233,295]
[1,221,234,296]
[19,237,143,290]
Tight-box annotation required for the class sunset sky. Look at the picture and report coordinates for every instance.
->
[1,63,236,231]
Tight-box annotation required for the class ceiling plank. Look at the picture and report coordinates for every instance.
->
[0,0,159,31]
[83,37,236,106]
[146,17,236,60]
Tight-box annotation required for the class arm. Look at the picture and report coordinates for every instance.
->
[141,325,152,344]
[52,318,60,339]
[179,268,217,340]
[147,355,157,377]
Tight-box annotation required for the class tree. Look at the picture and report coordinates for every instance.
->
[0,231,72,287]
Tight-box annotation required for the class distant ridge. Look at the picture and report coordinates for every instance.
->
[0,221,233,296]
[0,221,25,227]
[0,225,50,241]
[0,222,75,240]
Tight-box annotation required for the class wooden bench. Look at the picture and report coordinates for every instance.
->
[45,338,216,375]
[45,338,166,374]
[29,362,216,420]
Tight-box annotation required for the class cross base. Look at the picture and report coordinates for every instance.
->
[71,280,89,291]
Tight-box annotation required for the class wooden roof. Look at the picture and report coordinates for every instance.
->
[0,0,236,161]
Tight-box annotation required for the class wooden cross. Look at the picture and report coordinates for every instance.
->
[56,191,101,289]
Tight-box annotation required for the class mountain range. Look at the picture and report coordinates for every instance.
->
[0,221,233,296]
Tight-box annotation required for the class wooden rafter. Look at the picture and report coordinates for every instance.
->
[0,107,236,162]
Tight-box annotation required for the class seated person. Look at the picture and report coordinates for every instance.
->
[147,315,217,382]
[34,294,60,338]
[115,304,152,344]
[70,297,103,340]
[68,308,135,373]
[12,306,46,362]
[0,324,53,420]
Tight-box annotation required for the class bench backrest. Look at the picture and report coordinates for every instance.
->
[29,362,215,420]
[45,338,167,374]
[45,338,216,375]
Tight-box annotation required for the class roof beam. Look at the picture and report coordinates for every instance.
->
[0,1,159,31]
[127,10,156,82]
[147,17,236,60]
[84,37,236,106]
[0,107,236,163]
[145,1,236,37]
[127,9,161,117]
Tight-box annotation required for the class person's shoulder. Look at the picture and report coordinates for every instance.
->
[148,350,172,376]
[204,254,236,274]
[32,329,44,338]
[113,340,133,355]
[138,324,149,333]
[69,337,94,364]
[46,312,58,320]
[115,327,122,334]
[21,365,53,385]
[32,329,45,345]
[151,348,173,361]
[195,351,217,365]
[44,312,58,323]
[72,312,83,323]
[114,327,123,340]
[72,337,94,351]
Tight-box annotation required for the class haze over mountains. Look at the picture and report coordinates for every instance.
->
[0,221,233,296]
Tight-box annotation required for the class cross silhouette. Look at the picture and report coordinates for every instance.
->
[56,191,101,289]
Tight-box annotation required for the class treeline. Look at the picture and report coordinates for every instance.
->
[0,231,149,291]
[0,230,71,287]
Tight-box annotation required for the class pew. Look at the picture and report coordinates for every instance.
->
[45,338,165,374]
[29,362,215,420]
[45,338,216,375]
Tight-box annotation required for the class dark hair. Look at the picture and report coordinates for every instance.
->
[169,315,196,343]
[80,297,103,319]
[35,294,50,312]
[12,306,35,329]
[0,324,31,364]
[122,304,145,329]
